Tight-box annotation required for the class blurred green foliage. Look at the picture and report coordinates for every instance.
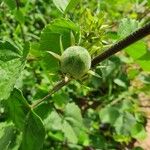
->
[0,0,150,149]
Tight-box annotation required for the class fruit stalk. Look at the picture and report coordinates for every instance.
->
[31,77,70,108]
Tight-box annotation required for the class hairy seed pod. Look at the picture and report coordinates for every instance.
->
[60,46,91,79]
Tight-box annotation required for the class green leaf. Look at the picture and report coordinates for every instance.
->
[21,110,45,150]
[48,132,64,142]
[44,103,88,144]
[99,106,120,126]
[65,103,83,128]
[13,9,25,24]
[112,112,137,143]
[90,134,107,149]
[9,133,22,150]
[39,54,59,73]
[118,18,139,38]
[52,0,80,13]
[88,70,102,78]
[47,51,61,60]
[0,41,21,61]
[40,18,80,54]
[52,0,69,13]
[114,78,127,88]
[0,122,16,150]
[65,0,80,13]
[23,42,30,59]
[136,51,150,71]
[62,120,78,144]
[52,92,69,109]
[139,74,150,84]
[125,41,147,60]
[78,131,89,146]
[131,123,147,140]
[127,69,139,80]
[29,42,41,57]
[113,134,131,143]
[34,103,52,120]
[148,0,150,6]
[114,112,136,136]
[44,111,62,131]
[39,18,79,73]
[6,88,30,130]
[0,41,27,100]
[4,0,16,10]
[63,103,86,144]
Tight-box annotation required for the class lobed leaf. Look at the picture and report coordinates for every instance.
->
[118,18,139,39]
[0,41,28,101]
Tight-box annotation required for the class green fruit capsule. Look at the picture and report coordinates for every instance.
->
[60,46,91,79]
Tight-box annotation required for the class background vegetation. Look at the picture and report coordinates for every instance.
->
[0,0,150,149]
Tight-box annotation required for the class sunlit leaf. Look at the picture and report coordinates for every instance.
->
[0,41,27,100]
[131,123,147,140]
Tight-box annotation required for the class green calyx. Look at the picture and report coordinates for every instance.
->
[60,46,91,79]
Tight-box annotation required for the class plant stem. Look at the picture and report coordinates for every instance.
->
[91,22,150,67]
[31,77,70,108]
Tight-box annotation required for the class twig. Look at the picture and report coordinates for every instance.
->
[91,22,150,67]
[31,77,70,108]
